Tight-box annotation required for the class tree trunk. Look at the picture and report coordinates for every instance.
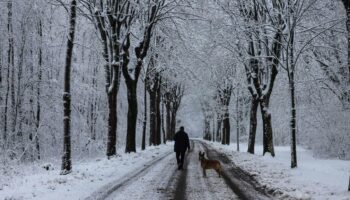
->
[260,98,275,157]
[17,25,26,159]
[222,110,230,145]
[170,110,177,139]
[288,15,297,167]
[161,97,166,144]
[106,91,117,157]
[125,80,137,153]
[149,91,156,146]
[204,115,211,140]
[61,0,77,175]
[4,0,14,148]
[216,115,221,142]
[90,66,98,140]
[156,82,161,145]
[36,18,43,160]
[247,97,259,154]
[0,38,2,150]
[165,101,171,140]
[290,76,297,168]
[236,94,240,151]
[212,116,215,142]
[142,81,147,150]
[8,0,16,134]
[0,37,2,89]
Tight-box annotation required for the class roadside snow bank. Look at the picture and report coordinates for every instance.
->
[204,141,350,200]
[0,143,173,200]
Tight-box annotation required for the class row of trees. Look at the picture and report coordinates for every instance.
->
[192,0,349,169]
[60,0,187,173]
[0,0,187,175]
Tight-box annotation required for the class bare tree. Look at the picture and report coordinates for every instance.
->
[4,0,15,152]
[285,0,298,168]
[141,77,147,150]
[122,0,165,153]
[233,0,286,156]
[61,0,77,175]
[146,56,161,146]
[80,0,135,157]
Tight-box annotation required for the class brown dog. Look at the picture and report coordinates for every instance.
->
[198,151,222,177]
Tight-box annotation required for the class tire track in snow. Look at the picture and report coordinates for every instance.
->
[199,140,274,200]
[105,152,179,200]
[85,150,173,200]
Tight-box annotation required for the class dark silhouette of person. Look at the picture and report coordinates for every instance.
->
[174,126,190,170]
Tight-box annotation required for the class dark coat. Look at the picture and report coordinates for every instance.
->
[174,130,190,152]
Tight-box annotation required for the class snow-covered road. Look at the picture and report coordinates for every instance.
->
[181,141,239,200]
[101,140,271,200]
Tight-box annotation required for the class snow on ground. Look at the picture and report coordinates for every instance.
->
[0,143,173,200]
[203,140,350,200]
[1,140,348,200]
[105,151,177,200]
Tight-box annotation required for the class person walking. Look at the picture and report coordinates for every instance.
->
[174,126,190,170]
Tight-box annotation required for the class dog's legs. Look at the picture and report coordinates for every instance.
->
[214,168,219,177]
[203,168,206,177]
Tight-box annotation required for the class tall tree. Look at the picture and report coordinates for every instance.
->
[232,0,285,156]
[286,0,297,168]
[122,1,164,153]
[4,0,15,150]
[35,16,43,160]
[16,19,27,159]
[61,0,77,175]
[9,0,16,135]
[81,0,135,158]
[141,78,147,150]
[145,48,163,146]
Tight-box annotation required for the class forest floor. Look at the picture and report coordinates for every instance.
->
[0,140,349,200]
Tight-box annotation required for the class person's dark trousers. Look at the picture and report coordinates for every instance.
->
[176,150,186,169]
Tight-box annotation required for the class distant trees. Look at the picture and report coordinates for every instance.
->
[218,84,233,145]
[164,80,185,141]
[0,0,48,161]
[212,63,236,145]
